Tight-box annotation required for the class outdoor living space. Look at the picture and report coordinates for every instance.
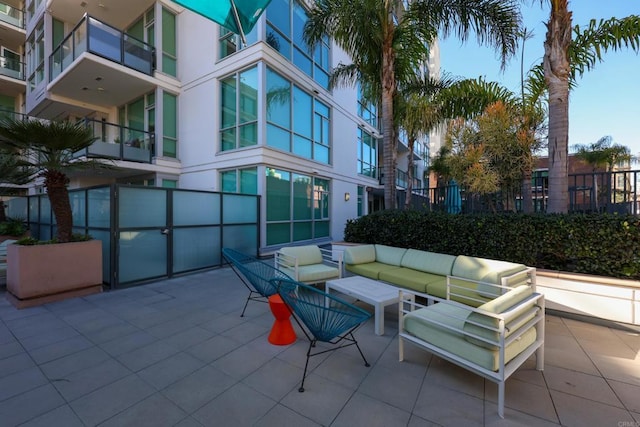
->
[0,267,639,427]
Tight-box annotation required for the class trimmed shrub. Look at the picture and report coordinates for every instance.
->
[344,211,640,280]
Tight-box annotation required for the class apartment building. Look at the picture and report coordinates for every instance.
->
[3,0,437,253]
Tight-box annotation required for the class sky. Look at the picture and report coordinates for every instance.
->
[438,1,640,156]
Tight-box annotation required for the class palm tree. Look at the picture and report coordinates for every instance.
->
[572,136,633,211]
[539,0,640,212]
[304,0,521,209]
[0,118,103,243]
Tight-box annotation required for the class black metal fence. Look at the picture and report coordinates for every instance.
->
[411,169,640,214]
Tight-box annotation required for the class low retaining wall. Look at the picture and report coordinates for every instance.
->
[536,269,640,326]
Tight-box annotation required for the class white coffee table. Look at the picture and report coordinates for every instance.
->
[326,276,413,336]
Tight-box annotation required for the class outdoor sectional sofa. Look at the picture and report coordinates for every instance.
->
[343,244,543,418]
[343,244,536,307]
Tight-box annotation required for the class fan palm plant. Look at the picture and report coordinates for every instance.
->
[304,0,521,209]
[0,118,103,243]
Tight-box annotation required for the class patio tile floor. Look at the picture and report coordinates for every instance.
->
[1,267,639,426]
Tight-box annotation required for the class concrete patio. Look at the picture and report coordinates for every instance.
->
[0,267,639,426]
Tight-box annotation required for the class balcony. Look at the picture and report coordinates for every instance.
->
[74,119,154,163]
[0,2,24,29]
[44,15,156,113]
[0,53,24,80]
[51,14,155,80]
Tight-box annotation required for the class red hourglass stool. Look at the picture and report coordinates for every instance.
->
[268,294,296,345]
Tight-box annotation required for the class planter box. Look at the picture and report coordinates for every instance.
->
[6,240,103,308]
[536,269,640,326]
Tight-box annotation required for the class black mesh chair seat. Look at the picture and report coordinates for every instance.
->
[271,278,372,392]
[222,248,292,316]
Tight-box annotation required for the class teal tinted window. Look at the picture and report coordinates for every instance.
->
[163,91,177,157]
[162,8,177,76]
[266,68,291,129]
[220,167,257,194]
[221,170,236,192]
[266,169,330,245]
[220,66,258,151]
[266,168,290,221]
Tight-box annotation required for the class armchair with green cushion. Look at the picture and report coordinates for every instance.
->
[399,280,545,418]
[275,245,342,285]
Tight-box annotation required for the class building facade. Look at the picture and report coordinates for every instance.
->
[3,0,438,253]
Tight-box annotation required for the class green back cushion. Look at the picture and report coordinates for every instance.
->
[343,245,376,264]
[463,285,534,349]
[374,244,406,266]
[400,249,456,276]
[280,245,322,266]
[452,256,526,297]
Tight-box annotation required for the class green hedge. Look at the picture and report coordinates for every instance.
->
[344,210,640,280]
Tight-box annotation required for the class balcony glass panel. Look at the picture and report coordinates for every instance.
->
[0,54,24,80]
[0,3,24,28]
[50,15,155,81]
[74,119,154,163]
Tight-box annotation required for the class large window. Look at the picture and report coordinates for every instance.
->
[220,66,258,151]
[358,128,378,179]
[266,68,330,163]
[163,91,177,157]
[26,20,44,91]
[266,0,330,89]
[219,26,258,59]
[357,83,378,129]
[162,8,177,77]
[220,167,258,194]
[266,168,330,245]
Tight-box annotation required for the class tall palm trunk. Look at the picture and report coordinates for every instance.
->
[44,170,73,242]
[404,137,415,209]
[381,8,397,210]
[544,0,572,213]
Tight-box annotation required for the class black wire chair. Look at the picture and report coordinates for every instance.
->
[271,277,372,392]
[222,248,291,317]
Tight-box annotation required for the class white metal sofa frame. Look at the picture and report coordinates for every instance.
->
[275,245,342,286]
[398,278,545,418]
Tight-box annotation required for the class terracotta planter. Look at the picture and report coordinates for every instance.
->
[6,240,103,308]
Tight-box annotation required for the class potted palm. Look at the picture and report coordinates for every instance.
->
[0,118,106,308]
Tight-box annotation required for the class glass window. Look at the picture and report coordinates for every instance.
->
[358,128,378,179]
[162,8,177,76]
[163,91,177,157]
[266,68,330,163]
[220,167,257,194]
[358,82,378,129]
[266,168,330,245]
[218,26,258,59]
[220,66,259,151]
[357,186,364,216]
[266,0,330,89]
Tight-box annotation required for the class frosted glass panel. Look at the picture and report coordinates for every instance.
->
[119,187,166,228]
[90,229,111,284]
[173,227,220,273]
[40,197,51,224]
[70,191,86,226]
[223,194,258,224]
[88,187,111,228]
[29,197,38,222]
[7,197,27,219]
[119,230,166,282]
[174,191,220,226]
[223,225,258,256]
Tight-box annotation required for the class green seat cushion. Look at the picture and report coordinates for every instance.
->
[403,302,537,371]
[463,285,535,349]
[379,268,441,293]
[343,245,376,264]
[374,244,407,267]
[346,262,394,280]
[281,264,340,283]
[452,256,527,298]
[400,249,456,276]
[279,245,323,266]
